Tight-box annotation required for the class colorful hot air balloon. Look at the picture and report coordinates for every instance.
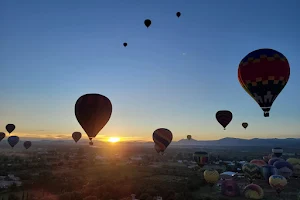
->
[72,132,82,143]
[75,94,112,144]
[261,165,278,181]
[250,159,266,168]
[243,184,264,199]
[242,122,248,129]
[238,48,290,117]
[269,175,287,196]
[221,179,240,197]
[242,163,260,183]
[23,141,32,149]
[286,158,300,177]
[272,147,283,157]
[193,151,209,167]
[8,136,19,148]
[152,128,173,155]
[144,19,151,28]
[273,161,293,179]
[187,135,192,140]
[123,42,127,47]
[6,124,15,134]
[216,110,232,130]
[204,169,219,187]
[268,157,284,165]
[176,12,181,18]
[0,132,5,142]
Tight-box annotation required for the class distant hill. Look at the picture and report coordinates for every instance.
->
[173,137,300,147]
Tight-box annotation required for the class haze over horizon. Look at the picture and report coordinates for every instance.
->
[1,0,300,142]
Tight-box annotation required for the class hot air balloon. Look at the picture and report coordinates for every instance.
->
[8,136,19,148]
[242,122,248,129]
[193,151,209,167]
[72,132,82,143]
[204,169,219,187]
[152,128,173,155]
[123,43,127,47]
[154,144,161,153]
[273,161,293,179]
[243,184,264,199]
[262,155,272,163]
[0,132,5,142]
[272,147,283,157]
[187,135,192,140]
[238,48,290,117]
[261,165,278,181]
[286,158,300,177]
[6,124,15,134]
[269,175,287,196]
[250,159,266,168]
[75,93,112,144]
[242,163,260,183]
[268,157,284,165]
[221,179,240,197]
[24,141,32,149]
[176,12,181,18]
[144,19,151,28]
[216,110,232,130]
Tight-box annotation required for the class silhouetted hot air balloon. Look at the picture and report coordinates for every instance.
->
[152,128,173,155]
[242,122,248,129]
[0,132,5,142]
[187,135,192,140]
[6,124,15,134]
[243,184,264,199]
[72,132,82,143]
[24,141,31,149]
[176,12,181,18]
[154,144,161,153]
[272,147,283,157]
[269,175,287,196]
[238,48,290,117]
[144,19,151,28]
[123,43,127,47]
[75,94,112,144]
[216,110,232,130]
[242,163,260,183]
[193,151,209,167]
[8,136,19,148]
[204,169,219,187]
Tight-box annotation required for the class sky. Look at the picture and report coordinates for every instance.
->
[1,0,300,142]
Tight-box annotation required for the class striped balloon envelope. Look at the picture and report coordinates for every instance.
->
[193,151,209,167]
[242,163,260,182]
[152,128,173,155]
[250,159,266,168]
[243,184,264,199]
[216,110,232,130]
[261,165,278,181]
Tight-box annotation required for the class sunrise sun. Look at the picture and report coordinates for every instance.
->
[108,137,120,143]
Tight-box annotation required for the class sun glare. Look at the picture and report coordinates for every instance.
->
[108,137,120,143]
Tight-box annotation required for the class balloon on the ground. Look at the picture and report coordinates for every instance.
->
[250,159,266,167]
[268,157,284,165]
[269,175,287,195]
[216,110,232,130]
[8,136,19,148]
[152,128,173,154]
[75,93,112,143]
[238,48,290,117]
[6,124,15,134]
[24,141,32,149]
[193,151,209,167]
[273,161,293,179]
[243,184,264,199]
[261,165,278,181]
[204,169,219,187]
[272,147,283,157]
[221,179,240,197]
[286,158,300,177]
[242,163,260,182]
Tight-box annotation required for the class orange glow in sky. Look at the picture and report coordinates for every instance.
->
[107,137,120,143]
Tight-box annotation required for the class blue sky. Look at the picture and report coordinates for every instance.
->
[1,0,300,141]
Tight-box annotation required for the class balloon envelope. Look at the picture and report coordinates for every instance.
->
[24,141,32,149]
[6,124,15,133]
[123,43,127,47]
[238,48,290,117]
[152,128,173,153]
[273,161,293,178]
[0,132,5,142]
[204,169,219,184]
[176,12,181,17]
[144,19,151,28]
[221,179,240,197]
[216,110,232,130]
[272,147,283,157]
[72,132,82,143]
[261,165,278,181]
[75,94,112,141]
[8,136,19,148]
[242,163,260,182]
[243,184,264,199]
[269,175,287,194]
[242,122,248,129]
[187,135,191,140]
[193,151,209,167]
